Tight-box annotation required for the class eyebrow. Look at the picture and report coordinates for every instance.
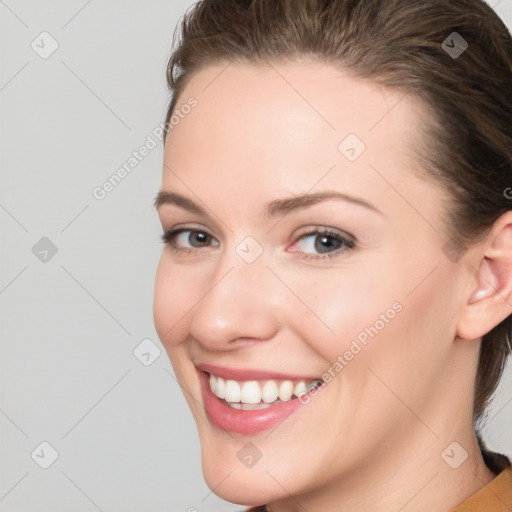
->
[154,190,384,218]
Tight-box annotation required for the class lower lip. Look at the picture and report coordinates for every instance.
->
[199,370,312,435]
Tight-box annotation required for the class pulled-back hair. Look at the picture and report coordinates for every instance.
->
[163,0,512,430]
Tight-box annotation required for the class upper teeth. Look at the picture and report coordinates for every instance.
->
[209,373,322,404]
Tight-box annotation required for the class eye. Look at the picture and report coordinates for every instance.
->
[160,227,219,253]
[289,228,356,260]
[160,226,355,260]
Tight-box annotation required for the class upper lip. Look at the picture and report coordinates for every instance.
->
[196,362,321,381]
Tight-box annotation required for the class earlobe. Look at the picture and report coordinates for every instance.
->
[456,211,512,341]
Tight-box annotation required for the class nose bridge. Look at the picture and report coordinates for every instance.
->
[188,240,278,346]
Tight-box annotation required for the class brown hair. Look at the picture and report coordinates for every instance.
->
[163,0,512,429]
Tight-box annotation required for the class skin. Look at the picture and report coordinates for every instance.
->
[153,60,512,511]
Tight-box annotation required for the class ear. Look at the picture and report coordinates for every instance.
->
[457,210,512,341]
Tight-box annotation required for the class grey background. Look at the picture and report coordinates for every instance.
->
[1,1,512,511]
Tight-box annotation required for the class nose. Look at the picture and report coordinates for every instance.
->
[188,250,280,350]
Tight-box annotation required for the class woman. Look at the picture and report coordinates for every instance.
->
[153,0,512,510]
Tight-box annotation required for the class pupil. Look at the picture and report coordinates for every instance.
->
[191,232,208,247]
[315,234,341,253]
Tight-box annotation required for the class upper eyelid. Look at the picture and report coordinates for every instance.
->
[161,225,353,239]
[296,226,355,240]
[162,223,213,235]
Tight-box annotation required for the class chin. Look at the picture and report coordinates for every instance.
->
[202,462,280,506]
[197,434,282,506]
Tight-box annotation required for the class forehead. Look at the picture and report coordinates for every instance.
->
[161,60,437,222]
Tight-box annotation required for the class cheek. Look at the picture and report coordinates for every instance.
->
[279,252,454,380]
[276,263,400,365]
[153,256,193,350]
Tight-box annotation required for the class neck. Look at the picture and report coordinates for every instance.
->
[267,429,495,512]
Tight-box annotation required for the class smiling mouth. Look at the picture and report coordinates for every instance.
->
[206,371,324,410]
[197,366,326,434]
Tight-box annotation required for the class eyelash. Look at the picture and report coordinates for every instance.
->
[160,227,356,261]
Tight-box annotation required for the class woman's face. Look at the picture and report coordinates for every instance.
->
[154,61,472,504]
